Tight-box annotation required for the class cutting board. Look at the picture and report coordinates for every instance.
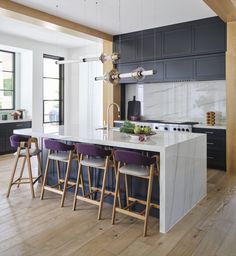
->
[127,96,141,120]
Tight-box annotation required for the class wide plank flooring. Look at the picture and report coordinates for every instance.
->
[0,154,236,256]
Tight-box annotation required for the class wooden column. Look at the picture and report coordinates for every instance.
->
[102,40,121,127]
[226,22,236,174]
[204,0,236,174]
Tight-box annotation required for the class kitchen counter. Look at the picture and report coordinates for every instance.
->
[0,119,31,124]
[14,125,207,234]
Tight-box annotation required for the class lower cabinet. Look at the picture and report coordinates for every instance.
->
[0,121,32,155]
[192,127,226,171]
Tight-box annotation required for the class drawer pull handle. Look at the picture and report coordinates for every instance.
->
[206,131,214,134]
[16,124,23,127]
[207,142,214,145]
[208,156,215,159]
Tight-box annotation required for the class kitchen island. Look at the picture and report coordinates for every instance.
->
[14,125,207,234]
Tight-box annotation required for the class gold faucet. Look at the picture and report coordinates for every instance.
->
[107,103,120,131]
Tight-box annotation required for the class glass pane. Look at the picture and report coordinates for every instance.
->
[43,78,60,100]
[0,72,14,90]
[44,58,59,78]
[44,101,60,122]
[0,51,14,71]
[0,90,13,109]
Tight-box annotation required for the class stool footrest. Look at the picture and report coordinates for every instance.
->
[44,186,63,195]
[128,197,160,209]
[76,195,100,206]
[115,207,145,221]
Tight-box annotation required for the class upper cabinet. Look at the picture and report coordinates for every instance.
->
[162,24,192,58]
[113,16,226,83]
[136,29,156,61]
[192,17,226,55]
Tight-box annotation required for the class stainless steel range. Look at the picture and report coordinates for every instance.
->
[137,120,199,133]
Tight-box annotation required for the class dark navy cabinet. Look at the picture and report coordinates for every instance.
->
[192,17,226,55]
[0,121,32,155]
[114,16,226,83]
[194,53,225,80]
[192,127,226,170]
[136,29,156,61]
[162,24,192,58]
[164,57,194,81]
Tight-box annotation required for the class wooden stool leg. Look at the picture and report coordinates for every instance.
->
[6,148,20,198]
[17,157,26,188]
[26,149,35,198]
[112,157,122,208]
[112,162,121,225]
[97,157,109,220]
[124,174,129,208]
[87,166,92,199]
[61,152,73,207]
[56,160,61,190]
[40,150,51,200]
[73,155,83,210]
[80,170,85,196]
[37,153,43,183]
[143,165,154,237]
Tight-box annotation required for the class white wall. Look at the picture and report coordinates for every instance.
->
[67,43,103,131]
[0,32,69,129]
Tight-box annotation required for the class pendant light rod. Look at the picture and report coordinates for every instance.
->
[95,68,157,85]
[55,52,120,65]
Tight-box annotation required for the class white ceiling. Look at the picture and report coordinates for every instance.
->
[0,15,94,48]
[12,0,216,35]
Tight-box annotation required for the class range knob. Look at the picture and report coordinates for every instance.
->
[155,126,158,130]
[164,127,168,131]
[182,128,185,131]
[178,128,181,131]
[186,129,190,132]
[173,128,177,131]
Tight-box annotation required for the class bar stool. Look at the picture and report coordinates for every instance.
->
[112,150,160,237]
[7,135,42,198]
[73,143,121,220]
[40,139,85,207]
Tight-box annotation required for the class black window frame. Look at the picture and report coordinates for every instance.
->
[43,54,64,125]
[0,50,15,111]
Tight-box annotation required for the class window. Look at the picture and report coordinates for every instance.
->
[0,50,15,110]
[43,54,64,124]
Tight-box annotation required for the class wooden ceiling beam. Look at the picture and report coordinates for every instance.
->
[203,0,236,22]
[0,0,112,42]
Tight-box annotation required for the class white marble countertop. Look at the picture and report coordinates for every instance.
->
[114,120,227,130]
[0,119,31,124]
[14,125,205,153]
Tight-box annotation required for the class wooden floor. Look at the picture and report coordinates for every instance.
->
[1,155,236,256]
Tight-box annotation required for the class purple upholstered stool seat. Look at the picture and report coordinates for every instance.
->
[7,135,42,198]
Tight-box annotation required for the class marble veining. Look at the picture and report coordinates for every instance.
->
[126,80,226,124]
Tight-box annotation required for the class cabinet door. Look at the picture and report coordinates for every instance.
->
[192,17,226,55]
[162,25,192,58]
[164,58,194,81]
[117,63,139,84]
[155,30,162,59]
[136,30,155,62]
[119,35,137,63]
[0,125,6,154]
[195,53,225,80]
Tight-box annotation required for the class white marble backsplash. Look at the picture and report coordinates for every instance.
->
[126,80,226,124]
